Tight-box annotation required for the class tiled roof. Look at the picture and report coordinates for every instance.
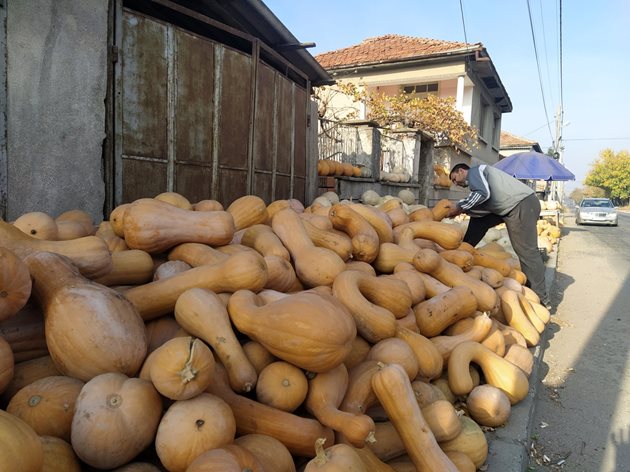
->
[315,34,480,69]
[500,131,538,148]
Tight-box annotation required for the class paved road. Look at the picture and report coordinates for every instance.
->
[528,211,630,471]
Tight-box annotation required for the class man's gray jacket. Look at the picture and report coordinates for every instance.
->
[457,164,534,216]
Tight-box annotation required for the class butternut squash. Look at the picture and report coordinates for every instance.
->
[264,254,299,292]
[206,363,334,457]
[125,251,268,320]
[439,415,488,468]
[240,224,290,260]
[0,409,43,471]
[332,270,397,343]
[186,444,264,472]
[92,249,155,286]
[0,220,112,279]
[393,220,464,250]
[139,336,215,400]
[154,191,192,210]
[371,364,459,472]
[13,212,58,240]
[329,203,380,263]
[500,289,540,346]
[373,243,418,274]
[256,361,308,412]
[227,195,269,231]
[347,203,394,244]
[367,338,419,381]
[413,285,478,337]
[25,252,147,381]
[193,199,224,211]
[304,438,366,471]
[430,313,493,361]
[448,341,529,404]
[439,249,474,271]
[302,219,353,261]
[272,208,346,287]
[234,434,296,472]
[504,343,535,376]
[413,248,498,312]
[305,364,375,448]
[95,221,128,252]
[395,326,444,380]
[0,247,32,322]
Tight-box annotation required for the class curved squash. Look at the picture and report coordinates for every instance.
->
[95,221,129,253]
[395,326,444,380]
[272,208,346,287]
[372,243,418,274]
[367,338,419,381]
[500,289,540,346]
[447,341,529,404]
[240,224,290,260]
[228,290,355,372]
[439,415,488,468]
[371,364,459,472]
[304,438,366,471]
[431,313,493,361]
[305,363,375,448]
[329,204,381,263]
[175,288,257,393]
[122,198,235,253]
[347,203,394,244]
[332,270,397,343]
[413,248,497,312]
[25,252,147,381]
[206,363,334,457]
[303,219,353,261]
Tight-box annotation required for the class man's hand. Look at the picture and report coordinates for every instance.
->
[446,203,463,218]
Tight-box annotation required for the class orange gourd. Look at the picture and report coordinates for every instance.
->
[155,392,236,472]
[0,409,44,472]
[448,341,529,404]
[154,191,193,210]
[92,249,155,286]
[329,204,381,263]
[256,361,308,412]
[139,336,215,400]
[272,208,346,287]
[227,195,269,231]
[7,375,84,441]
[393,220,464,250]
[71,373,162,470]
[26,252,147,381]
[13,212,58,240]
[304,438,367,471]
[305,363,376,448]
[124,251,268,320]
[206,363,334,457]
[175,288,257,393]
[0,248,32,323]
[0,220,112,279]
[234,434,296,472]
[395,326,444,380]
[122,198,235,253]
[227,290,355,373]
[186,444,265,472]
[371,364,459,472]
[413,285,478,337]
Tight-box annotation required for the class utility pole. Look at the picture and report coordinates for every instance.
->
[553,105,565,204]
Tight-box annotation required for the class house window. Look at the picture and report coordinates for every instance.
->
[402,82,439,98]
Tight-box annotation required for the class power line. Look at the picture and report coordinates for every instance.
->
[458,0,469,44]
[526,0,554,144]
[564,137,630,142]
[539,0,555,108]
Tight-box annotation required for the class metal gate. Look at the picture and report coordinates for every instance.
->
[113,6,310,209]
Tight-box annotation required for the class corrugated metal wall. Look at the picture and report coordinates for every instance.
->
[115,8,310,209]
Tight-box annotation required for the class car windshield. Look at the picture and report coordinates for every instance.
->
[581,199,613,208]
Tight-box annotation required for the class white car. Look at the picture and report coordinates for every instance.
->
[576,198,618,226]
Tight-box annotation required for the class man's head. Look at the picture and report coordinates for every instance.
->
[450,163,470,188]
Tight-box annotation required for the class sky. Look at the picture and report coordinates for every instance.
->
[263,0,630,192]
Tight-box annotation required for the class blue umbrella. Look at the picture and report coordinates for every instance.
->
[494,151,575,181]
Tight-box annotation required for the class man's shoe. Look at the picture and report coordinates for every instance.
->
[540,297,552,310]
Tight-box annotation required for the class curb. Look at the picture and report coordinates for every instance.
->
[483,244,558,471]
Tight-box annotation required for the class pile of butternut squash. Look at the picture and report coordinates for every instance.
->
[0,192,551,471]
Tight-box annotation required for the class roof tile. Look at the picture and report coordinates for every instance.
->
[500,131,538,148]
[315,34,479,69]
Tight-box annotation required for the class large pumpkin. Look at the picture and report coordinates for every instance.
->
[71,373,163,469]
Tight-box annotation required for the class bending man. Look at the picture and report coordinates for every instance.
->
[447,163,549,307]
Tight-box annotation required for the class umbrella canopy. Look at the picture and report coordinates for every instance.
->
[494,151,575,181]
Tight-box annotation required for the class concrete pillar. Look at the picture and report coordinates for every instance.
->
[456,75,465,112]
